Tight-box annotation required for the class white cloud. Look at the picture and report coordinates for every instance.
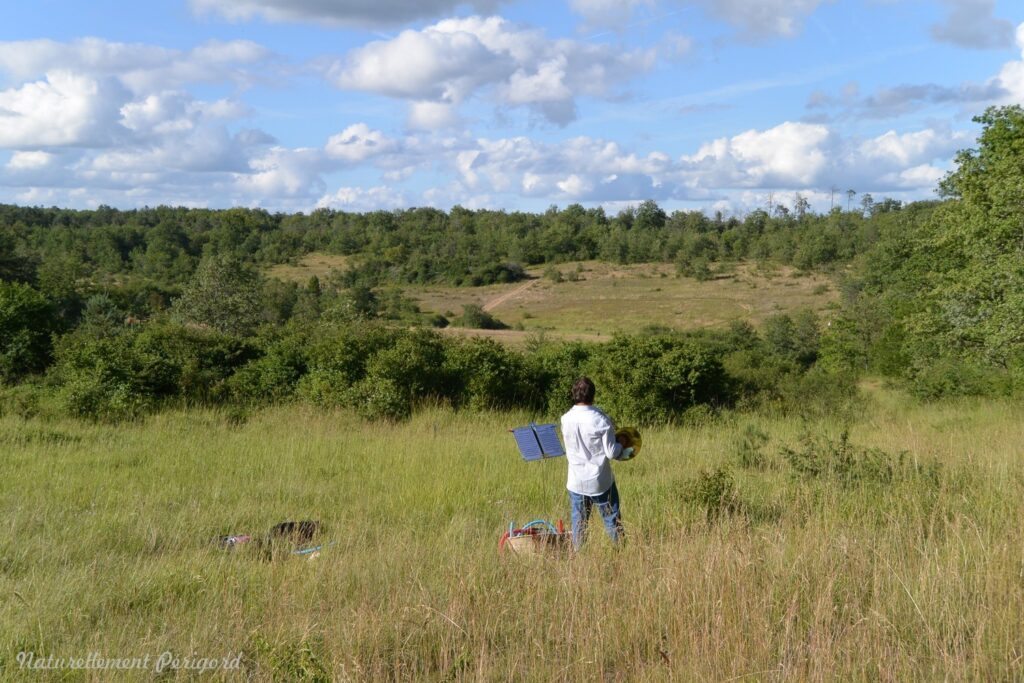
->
[6,151,57,171]
[190,0,503,27]
[0,71,128,148]
[325,15,653,126]
[407,101,460,130]
[325,123,397,163]
[556,173,593,197]
[682,122,831,187]
[235,146,327,198]
[698,0,827,40]
[0,38,276,94]
[931,0,1014,50]
[858,128,969,167]
[990,23,1024,102]
[316,185,407,211]
[878,164,945,190]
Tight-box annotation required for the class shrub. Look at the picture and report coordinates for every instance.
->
[171,254,265,336]
[228,328,310,404]
[780,431,939,488]
[774,367,861,419]
[526,340,592,415]
[452,304,508,330]
[50,330,174,421]
[587,335,732,425]
[349,377,411,422]
[733,424,771,469]
[363,329,453,406]
[134,322,258,404]
[297,323,397,408]
[906,357,1013,399]
[444,337,538,411]
[680,467,744,521]
[543,265,564,283]
[0,282,58,383]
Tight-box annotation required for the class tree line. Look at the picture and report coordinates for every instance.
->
[1,105,1022,420]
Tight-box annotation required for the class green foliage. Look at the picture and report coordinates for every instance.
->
[781,431,939,488]
[763,310,820,368]
[833,106,1024,395]
[680,467,743,521]
[133,322,259,404]
[452,304,508,330]
[172,254,265,336]
[49,322,256,421]
[363,330,453,407]
[297,324,398,408]
[51,330,172,421]
[586,334,732,425]
[228,328,310,404]
[733,424,771,469]
[0,282,57,383]
[444,337,538,411]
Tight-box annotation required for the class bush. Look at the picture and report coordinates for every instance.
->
[781,431,939,488]
[906,357,1013,399]
[543,265,564,283]
[349,377,411,422]
[587,335,732,425]
[527,341,593,415]
[444,337,538,411]
[363,329,453,406]
[228,328,310,404]
[134,322,259,404]
[50,330,173,421]
[0,282,58,383]
[297,323,397,408]
[452,304,508,330]
[680,467,744,521]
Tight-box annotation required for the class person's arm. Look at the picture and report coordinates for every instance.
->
[601,420,623,461]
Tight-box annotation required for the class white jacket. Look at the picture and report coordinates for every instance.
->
[561,404,622,495]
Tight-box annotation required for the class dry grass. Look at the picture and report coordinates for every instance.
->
[1,390,1022,680]
[266,253,350,283]
[413,261,837,340]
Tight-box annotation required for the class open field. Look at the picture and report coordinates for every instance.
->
[267,253,350,284]
[1,389,1022,680]
[266,255,839,343]
[411,261,838,339]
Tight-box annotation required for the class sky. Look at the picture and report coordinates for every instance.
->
[0,0,1021,215]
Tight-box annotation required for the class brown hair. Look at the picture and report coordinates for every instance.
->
[571,376,596,405]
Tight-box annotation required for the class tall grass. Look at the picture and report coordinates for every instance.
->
[1,391,1022,680]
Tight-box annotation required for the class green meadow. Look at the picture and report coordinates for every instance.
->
[2,388,1022,680]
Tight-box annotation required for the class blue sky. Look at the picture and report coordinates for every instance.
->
[0,0,1021,214]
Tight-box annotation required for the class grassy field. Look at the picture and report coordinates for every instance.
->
[266,253,350,284]
[1,388,1022,680]
[266,255,839,342]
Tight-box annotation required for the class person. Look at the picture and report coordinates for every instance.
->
[560,376,627,549]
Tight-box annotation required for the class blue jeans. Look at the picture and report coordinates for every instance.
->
[568,483,623,549]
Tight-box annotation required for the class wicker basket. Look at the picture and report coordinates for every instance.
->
[507,531,569,555]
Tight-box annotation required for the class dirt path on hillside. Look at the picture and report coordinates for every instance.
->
[482,279,538,312]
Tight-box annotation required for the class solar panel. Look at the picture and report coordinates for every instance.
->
[534,424,565,457]
[512,426,544,461]
[511,423,564,461]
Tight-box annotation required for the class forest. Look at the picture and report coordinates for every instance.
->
[1,106,1022,423]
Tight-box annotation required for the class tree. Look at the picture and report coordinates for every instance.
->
[794,194,811,220]
[0,282,57,383]
[911,106,1024,369]
[860,193,874,216]
[171,254,264,336]
[846,189,857,212]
